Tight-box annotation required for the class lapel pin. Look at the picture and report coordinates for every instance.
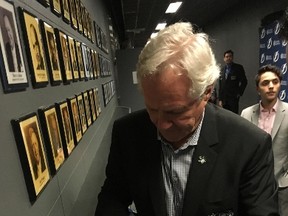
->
[198,156,206,164]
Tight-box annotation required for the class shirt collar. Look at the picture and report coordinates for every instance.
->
[259,98,278,112]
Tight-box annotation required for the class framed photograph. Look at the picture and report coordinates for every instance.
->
[90,49,98,79]
[74,0,83,33]
[94,22,102,49]
[83,91,92,126]
[67,97,82,143]
[50,0,61,16]
[75,40,85,80]
[80,2,87,37]
[77,93,87,133]
[55,100,75,157]
[60,0,70,23]
[19,8,49,88]
[37,0,50,7]
[93,87,101,117]
[11,113,50,203]
[40,21,62,85]
[69,0,77,30]
[81,43,90,80]
[0,0,28,93]
[101,28,109,54]
[86,47,94,79]
[67,36,79,81]
[38,105,65,175]
[88,89,97,121]
[55,29,72,84]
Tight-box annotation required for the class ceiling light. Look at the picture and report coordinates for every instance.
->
[165,2,182,13]
[155,22,167,30]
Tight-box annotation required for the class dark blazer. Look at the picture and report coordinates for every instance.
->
[95,104,279,216]
[218,63,247,102]
[5,42,21,72]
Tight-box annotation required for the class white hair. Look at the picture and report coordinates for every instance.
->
[136,22,220,98]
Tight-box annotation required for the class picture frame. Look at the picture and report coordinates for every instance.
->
[67,96,82,143]
[94,22,102,49]
[19,8,49,88]
[77,93,87,134]
[50,0,61,17]
[55,29,72,84]
[75,40,85,80]
[93,87,101,117]
[37,0,50,8]
[69,0,78,30]
[38,105,65,175]
[11,112,50,203]
[55,100,75,157]
[0,0,29,93]
[81,43,90,80]
[74,0,83,33]
[86,47,94,80]
[90,49,98,79]
[67,35,79,81]
[83,91,92,126]
[81,2,87,37]
[40,21,62,85]
[88,89,97,122]
[60,0,70,24]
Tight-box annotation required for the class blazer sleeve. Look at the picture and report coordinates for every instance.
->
[239,133,279,215]
[238,64,247,96]
[95,120,132,216]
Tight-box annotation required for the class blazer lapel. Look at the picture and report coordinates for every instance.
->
[251,105,260,126]
[271,101,285,140]
[182,105,219,216]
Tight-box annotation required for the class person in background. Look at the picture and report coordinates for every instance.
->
[241,65,288,215]
[95,22,279,216]
[3,14,22,72]
[218,50,247,114]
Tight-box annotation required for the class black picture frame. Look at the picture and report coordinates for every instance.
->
[83,91,92,126]
[75,40,85,80]
[38,105,65,175]
[69,0,78,30]
[11,112,50,203]
[93,87,101,117]
[76,93,87,134]
[67,96,82,143]
[19,8,49,88]
[60,0,70,24]
[94,22,102,49]
[50,0,61,17]
[54,29,73,84]
[37,0,50,8]
[88,88,97,122]
[74,0,83,34]
[0,0,29,93]
[67,35,79,82]
[40,21,62,86]
[55,100,75,157]
[81,43,90,80]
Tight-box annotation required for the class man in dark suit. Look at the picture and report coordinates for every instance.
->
[218,50,247,114]
[3,14,22,72]
[95,22,278,216]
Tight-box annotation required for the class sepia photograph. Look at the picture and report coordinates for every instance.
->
[11,113,50,203]
[55,101,75,157]
[38,106,65,175]
[83,91,92,126]
[55,29,72,83]
[93,87,101,117]
[68,97,82,143]
[75,40,85,80]
[19,9,49,88]
[77,93,87,133]
[50,0,61,16]
[88,89,97,121]
[0,1,28,92]
[41,21,62,85]
[60,0,70,23]
[68,36,79,81]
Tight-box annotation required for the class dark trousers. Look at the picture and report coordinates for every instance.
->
[223,97,239,114]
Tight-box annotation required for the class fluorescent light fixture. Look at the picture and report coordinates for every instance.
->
[150,32,158,38]
[165,2,182,13]
[155,22,167,30]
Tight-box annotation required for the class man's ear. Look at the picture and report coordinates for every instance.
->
[203,85,213,101]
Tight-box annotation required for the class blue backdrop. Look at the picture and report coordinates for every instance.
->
[259,20,288,102]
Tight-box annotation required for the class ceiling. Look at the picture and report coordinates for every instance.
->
[104,0,242,49]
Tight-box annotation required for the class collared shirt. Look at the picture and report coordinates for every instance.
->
[258,99,278,135]
[160,113,204,216]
